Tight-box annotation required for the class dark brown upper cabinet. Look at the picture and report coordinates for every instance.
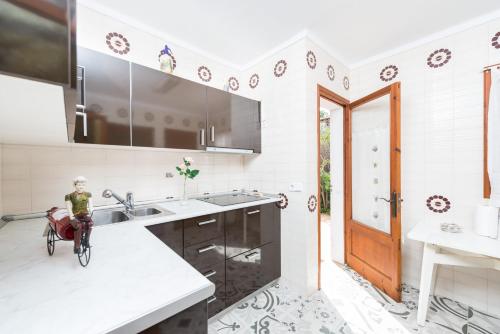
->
[74,47,131,146]
[207,87,261,153]
[0,0,76,86]
[131,64,207,150]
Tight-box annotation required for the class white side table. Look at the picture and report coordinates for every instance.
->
[407,222,500,326]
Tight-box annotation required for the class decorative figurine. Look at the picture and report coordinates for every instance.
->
[158,44,175,73]
[65,176,94,254]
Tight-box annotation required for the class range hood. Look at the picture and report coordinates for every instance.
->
[0,0,77,144]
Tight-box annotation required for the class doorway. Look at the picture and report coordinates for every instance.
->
[316,83,402,302]
[317,85,349,290]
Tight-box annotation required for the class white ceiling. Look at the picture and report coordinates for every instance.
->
[79,0,500,69]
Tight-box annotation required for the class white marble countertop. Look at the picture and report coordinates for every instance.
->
[0,195,280,334]
[407,221,500,259]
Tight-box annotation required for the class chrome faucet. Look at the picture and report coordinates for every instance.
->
[102,189,135,213]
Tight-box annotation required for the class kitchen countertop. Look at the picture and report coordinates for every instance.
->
[0,194,281,334]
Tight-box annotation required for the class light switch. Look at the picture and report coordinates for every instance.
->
[289,182,303,192]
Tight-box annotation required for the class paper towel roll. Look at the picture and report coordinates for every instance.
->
[474,204,499,238]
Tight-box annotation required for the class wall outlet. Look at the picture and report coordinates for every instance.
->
[289,182,303,192]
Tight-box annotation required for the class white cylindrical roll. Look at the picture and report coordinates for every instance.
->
[474,204,499,238]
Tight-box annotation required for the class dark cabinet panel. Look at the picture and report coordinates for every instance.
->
[225,203,275,258]
[201,262,226,318]
[184,236,225,271]
[0,0,76,86]
[207,87,261,153]
[146,221,184,257]
[184,213,224,247]
[140,299,207,334]
[225,242,280,307]
[75,47,131,145]
[131,63,207,150]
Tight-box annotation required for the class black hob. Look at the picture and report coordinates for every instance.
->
[198,193,266,206]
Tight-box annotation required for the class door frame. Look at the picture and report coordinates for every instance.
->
[345,82,402,301]
[316,85,349,290]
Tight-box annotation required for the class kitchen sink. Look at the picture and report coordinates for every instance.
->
[130,207,168,217]
[92,210,130,226]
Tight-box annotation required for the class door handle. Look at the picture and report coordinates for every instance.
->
[207,296,217,304]
[376,193,403,218]
[76,66,87,137]
[76,106,87,137]
[203,270,216,278]
[210,126,215,142]
[198,244,216,254]
[245,251,259,260]
[200,128,205,146]
[247,210,260,215]
[198,218,216,226]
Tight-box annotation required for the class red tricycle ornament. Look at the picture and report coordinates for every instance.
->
[46,176,94,267]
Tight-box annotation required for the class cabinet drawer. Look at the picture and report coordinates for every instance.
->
[225,204,275,258]
[184,213,224,247]
[146,221,183,257]
[225,242,280,307]
[201,262,226,318]
[184,236,225,271]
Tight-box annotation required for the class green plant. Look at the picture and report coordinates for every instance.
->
[176,157,199,200]
[319,122,331,214]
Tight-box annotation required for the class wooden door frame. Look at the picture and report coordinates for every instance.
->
[345,82,402,301]
[316,85,349,290]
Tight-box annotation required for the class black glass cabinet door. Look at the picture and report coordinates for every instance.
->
[131,63,207,150]
[74,47,131,146]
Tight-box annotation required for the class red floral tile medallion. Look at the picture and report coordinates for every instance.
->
[198,66,212,82]
[426,195,451,213]
[380,65,398,82]
[343,76,350,90]
[492,32,500,49]
[308,195,317,212]
[427,49,452,68]
[228,77,239,91]
[105,32,130,55]
[327,65,335,81]
[306,51,317,69]
[274,60,287,77]
[276,193,289,209]
[249,74,259,89]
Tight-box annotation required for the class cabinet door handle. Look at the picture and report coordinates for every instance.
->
[76,107,87,137]
[247,210,260,215]
[245,251,259,260]
[203,270,216,278]
[200,128,205,146]
[76,65,87,137]
[198,244,216,254]
[210,126,215,142]
[198,219,216,226]
[207,296,217,304]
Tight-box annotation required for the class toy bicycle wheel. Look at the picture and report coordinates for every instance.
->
[47,227,55,256]
[78,229,91,267]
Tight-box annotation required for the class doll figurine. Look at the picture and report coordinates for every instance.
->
[158,44,174,73]
[65,176,93,254]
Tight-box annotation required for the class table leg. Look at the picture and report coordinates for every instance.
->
[417,243,437,326]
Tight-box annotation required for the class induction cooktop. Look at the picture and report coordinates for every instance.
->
[198,193,266,206]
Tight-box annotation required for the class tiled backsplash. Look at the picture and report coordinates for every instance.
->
[0,144,246,215]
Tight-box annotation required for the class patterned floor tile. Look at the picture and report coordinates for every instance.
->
[209,264,500,334]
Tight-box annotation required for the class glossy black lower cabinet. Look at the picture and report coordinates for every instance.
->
[201,261,226,317]
[225,203,275,258]
[225,242,280,307]
[184,236,225,271]
[146,221,183,257]
[140,300,207,334]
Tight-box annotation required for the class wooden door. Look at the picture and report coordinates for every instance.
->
[345,82,402,301]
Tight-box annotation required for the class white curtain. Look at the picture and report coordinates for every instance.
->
[488,69,500,206]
